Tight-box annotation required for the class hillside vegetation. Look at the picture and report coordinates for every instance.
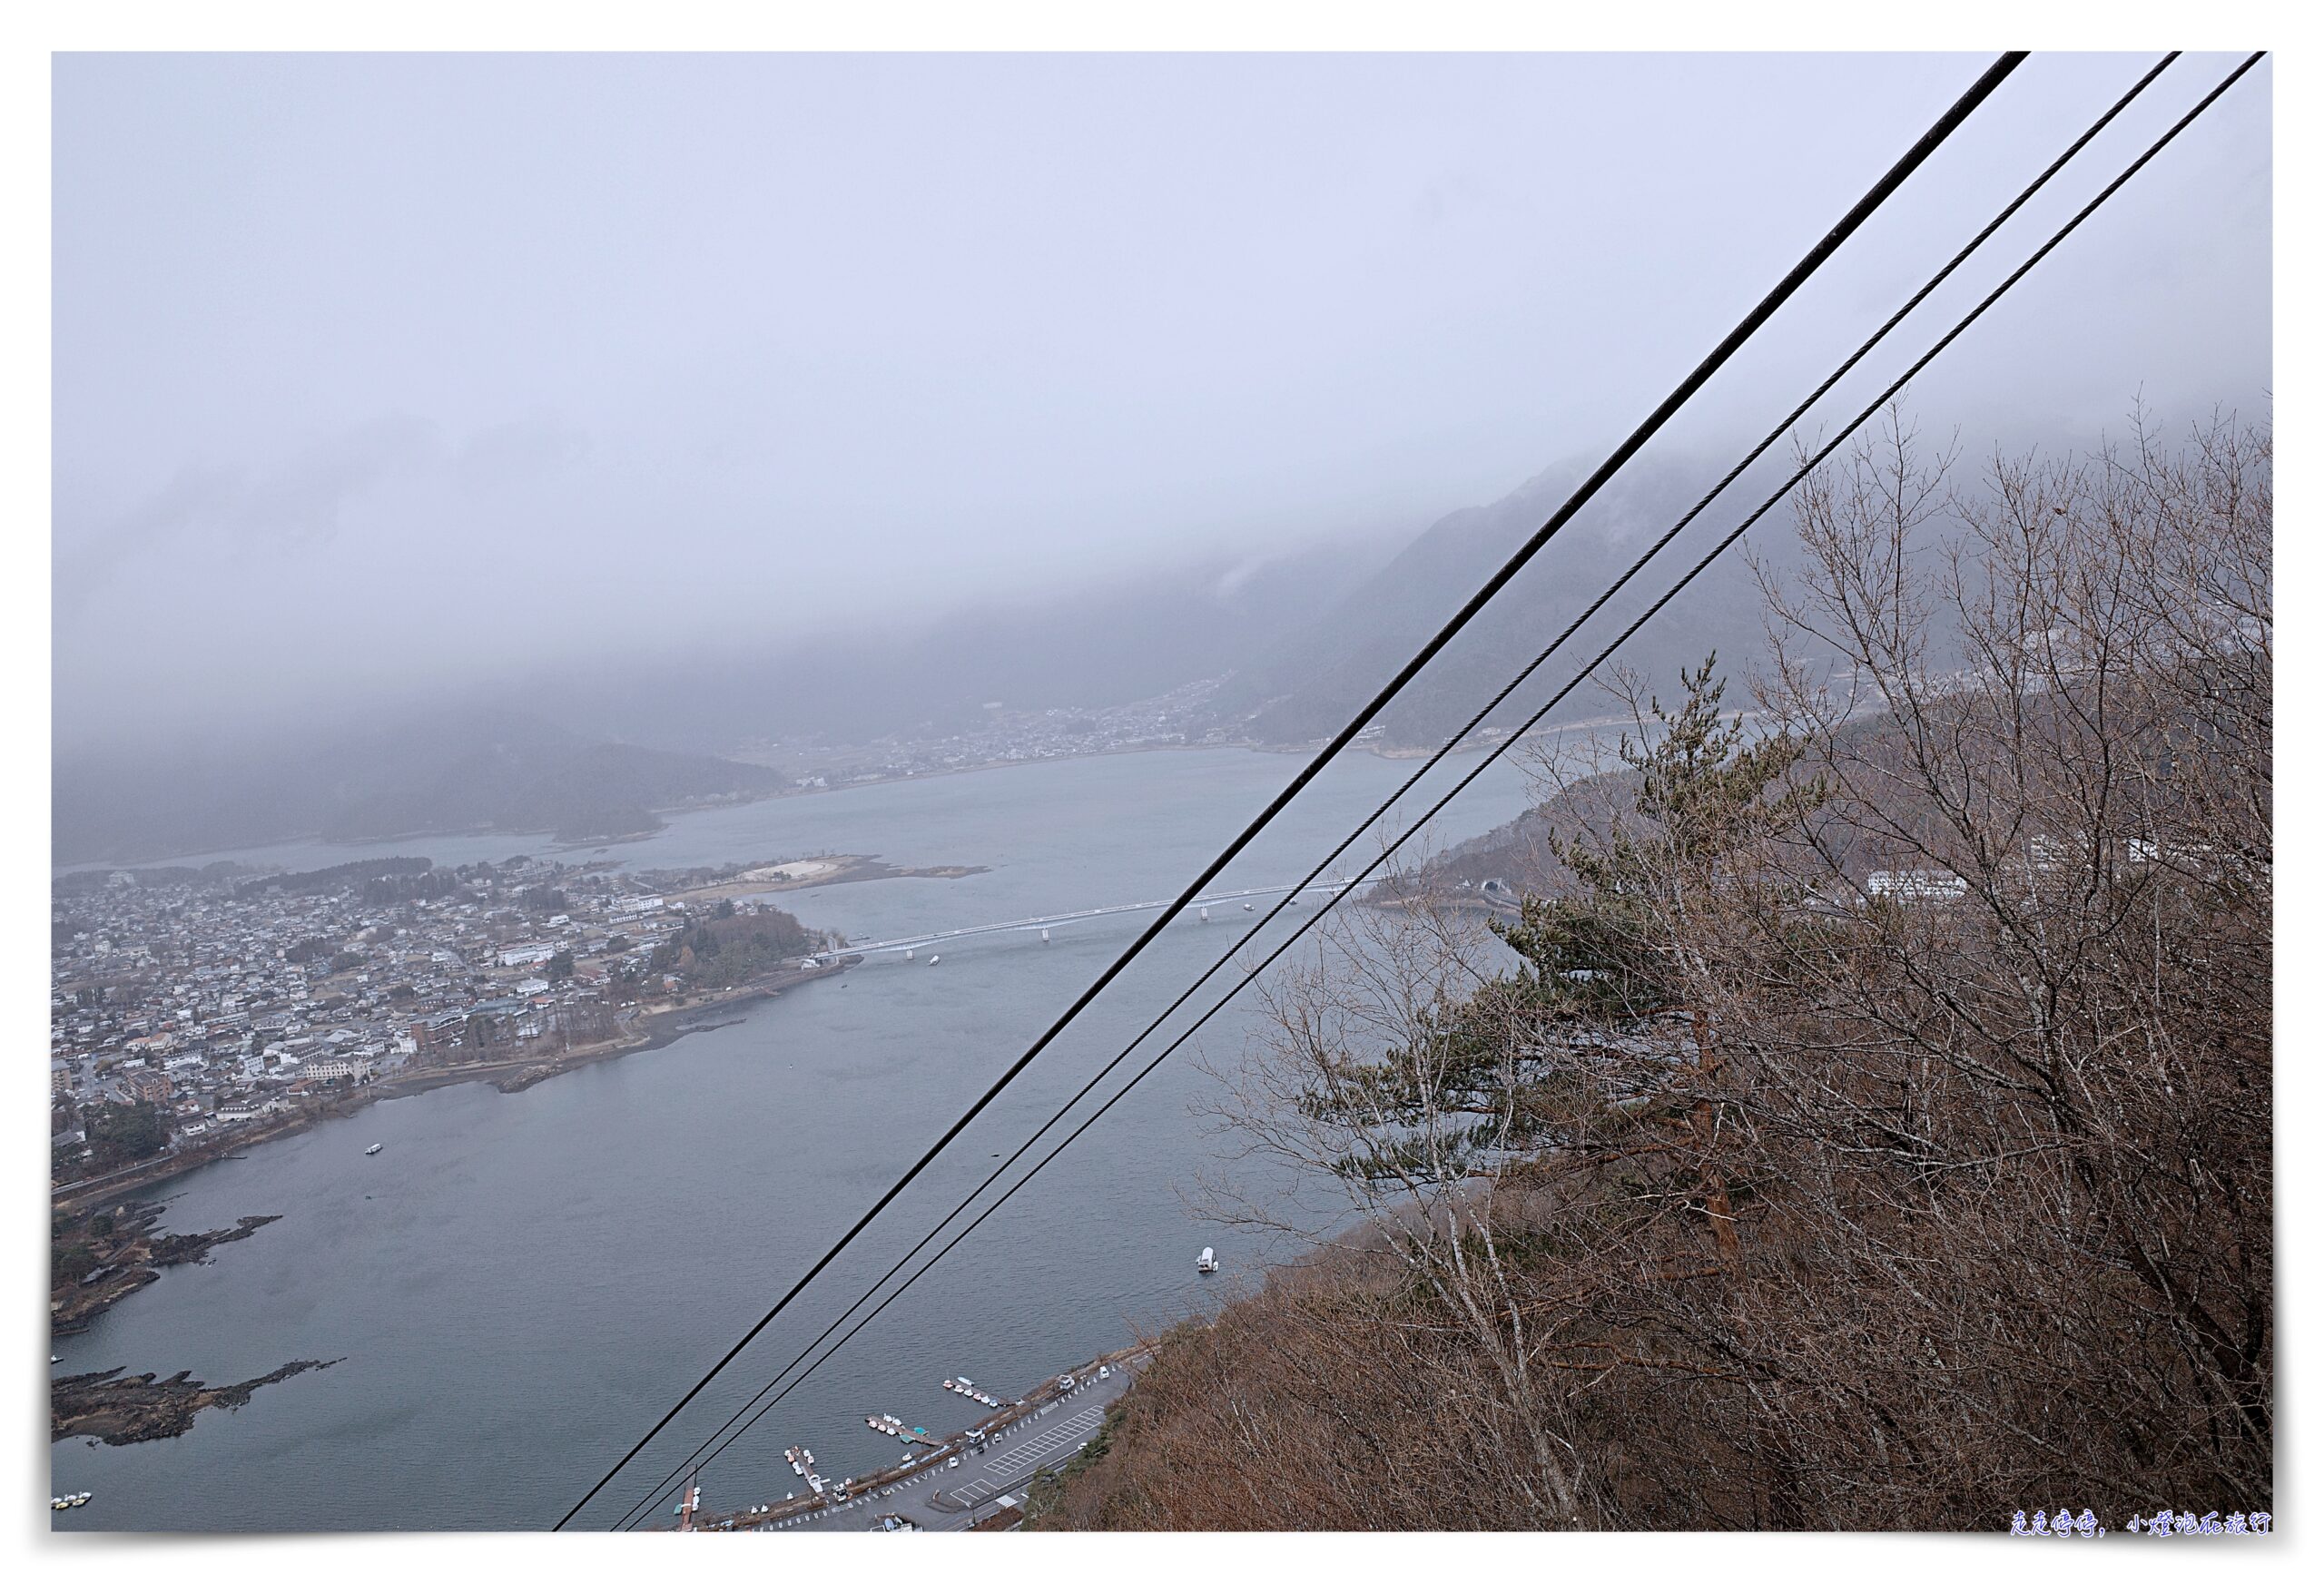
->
[1039,418,2272,1531]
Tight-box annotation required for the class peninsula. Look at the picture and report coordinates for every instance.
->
[54,1360,342,1447]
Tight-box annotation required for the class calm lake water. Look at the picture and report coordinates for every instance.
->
[51,745,1541,1530]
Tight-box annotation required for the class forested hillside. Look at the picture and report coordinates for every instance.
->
[1038,420,2272,1531]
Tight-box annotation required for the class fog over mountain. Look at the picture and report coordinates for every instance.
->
[53,52,2270,860]
[53,709,785,867]
[506,531,1402,753]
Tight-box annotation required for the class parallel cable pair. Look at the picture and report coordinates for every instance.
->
[558,53,2040,1529]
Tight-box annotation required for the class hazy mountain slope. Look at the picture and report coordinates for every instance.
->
[52,710,783,865]
[1203,457,1792,747]
[519,539,1398,753]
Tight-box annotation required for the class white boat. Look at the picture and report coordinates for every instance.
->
[364,1144,383,1155]
[1197,1246,1219,1273]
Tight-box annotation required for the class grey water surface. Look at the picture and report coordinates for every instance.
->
[50,745,1541,1530]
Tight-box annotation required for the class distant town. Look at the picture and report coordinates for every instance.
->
[737,676,1258,789]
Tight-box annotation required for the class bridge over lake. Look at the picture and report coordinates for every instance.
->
[807,878,1362,963]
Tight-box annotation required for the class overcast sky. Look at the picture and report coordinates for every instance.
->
[53,52,2271,747]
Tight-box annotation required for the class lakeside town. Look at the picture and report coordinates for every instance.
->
[48,850,870,1202]
[734,676,1247,790]
[732,674,1623,801]
[48,845,1005,1449]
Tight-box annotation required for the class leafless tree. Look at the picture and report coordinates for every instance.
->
[1046,411,2270,1531]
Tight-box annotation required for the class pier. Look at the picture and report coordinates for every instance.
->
[945,1376,1003,1409]
[680,1343,1150,1532]
[864,1412,946,1447]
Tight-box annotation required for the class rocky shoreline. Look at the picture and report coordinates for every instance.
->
[54,1359,342,1446]
[52,1203,284,1336]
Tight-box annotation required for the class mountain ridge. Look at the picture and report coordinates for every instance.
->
[52,708,783,866]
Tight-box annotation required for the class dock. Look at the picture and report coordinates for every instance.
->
[944,1375,1003,1409]
[680,1352,1113,1530]
[864,1411,945,1447]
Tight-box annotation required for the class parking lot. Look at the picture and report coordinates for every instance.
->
[938,1406,1108,1508]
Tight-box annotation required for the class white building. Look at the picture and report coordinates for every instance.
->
[1866,869,1969,904]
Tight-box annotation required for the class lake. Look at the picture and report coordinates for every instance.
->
[50,744,1544,1530]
